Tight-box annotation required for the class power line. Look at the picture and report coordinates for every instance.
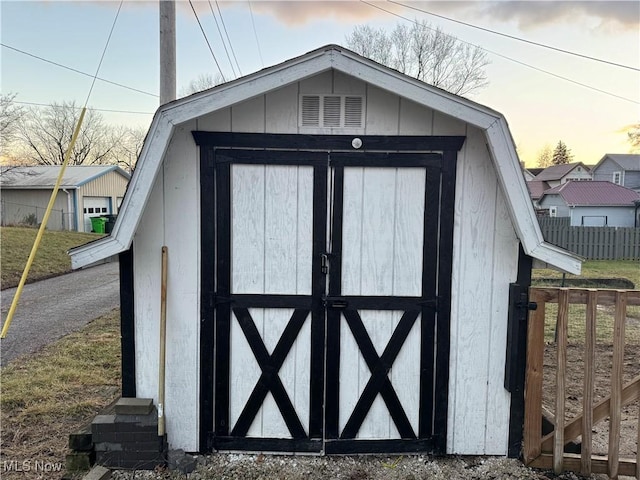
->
[360,1,639,105]
[389,0,640,72]
[188,0,226,82]
[207,0,237,78]
[0,43,158,98]
[247,1,264,67]
[15,100,154,115]
[216,0,243,76]
[85,0,124,107]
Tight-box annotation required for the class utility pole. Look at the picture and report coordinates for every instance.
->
[159,0,176,105]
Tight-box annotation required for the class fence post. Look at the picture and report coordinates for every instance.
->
[524,289,546,464]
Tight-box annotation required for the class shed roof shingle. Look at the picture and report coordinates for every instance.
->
[533,162,590,182]
[0,165,130,189]
[527,180,548,200]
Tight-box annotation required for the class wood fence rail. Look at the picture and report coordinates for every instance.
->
[523,287,640,479]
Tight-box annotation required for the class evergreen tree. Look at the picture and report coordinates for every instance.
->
[551,141,573,165]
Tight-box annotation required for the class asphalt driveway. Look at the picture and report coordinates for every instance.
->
[0,261,120,365]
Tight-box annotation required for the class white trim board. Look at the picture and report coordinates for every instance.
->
[70,44,580,274]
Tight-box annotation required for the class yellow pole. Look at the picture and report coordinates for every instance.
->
[1,108,87,339]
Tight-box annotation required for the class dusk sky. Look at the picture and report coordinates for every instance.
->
[1,0,638,166]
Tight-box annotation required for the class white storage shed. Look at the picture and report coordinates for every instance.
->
[70,45,580,457]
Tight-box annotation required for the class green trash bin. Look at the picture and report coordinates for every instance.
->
[90,216,106,234]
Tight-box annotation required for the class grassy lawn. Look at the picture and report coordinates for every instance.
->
[0,226,100,290]
[0,310,121,480]
[532,260,640,343]
[532,259,640,289]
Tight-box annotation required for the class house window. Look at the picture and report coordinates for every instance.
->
[549,206,557,217]
[582,216,607,226]
[612,171,623,185]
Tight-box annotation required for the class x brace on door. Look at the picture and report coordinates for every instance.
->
[340,309,419,439]
[197,132,462,455]
[231,308,309,439]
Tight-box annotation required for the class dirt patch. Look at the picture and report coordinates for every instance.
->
[541,334,640,459]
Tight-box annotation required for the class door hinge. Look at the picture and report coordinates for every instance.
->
[516,293,537,311]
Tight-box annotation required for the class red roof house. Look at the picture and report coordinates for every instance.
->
[539,181,640,227]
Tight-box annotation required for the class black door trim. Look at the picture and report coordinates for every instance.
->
[199,136,462,454]
[193,131,466,152]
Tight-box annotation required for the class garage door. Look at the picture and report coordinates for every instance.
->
[83,197,110,232]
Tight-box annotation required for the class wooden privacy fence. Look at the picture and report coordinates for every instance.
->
[537,218,640,260]
[524,287,640,478]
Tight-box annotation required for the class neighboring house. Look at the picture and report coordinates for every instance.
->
[532,162,592,189]
[0,165,130,232]
[591,154,640,192]
[70,45,580,458]
[523,167,543,182]
[527,162,592,206]
[538,180,640,227]
[527,180,548,208]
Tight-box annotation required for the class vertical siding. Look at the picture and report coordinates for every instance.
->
[447,124,519,455]
[79,170,129,196]
[364,85,399,135]
[77,171,129,232]
[0,189,68,230]
[134,121,200,451]
[134,72,521,453]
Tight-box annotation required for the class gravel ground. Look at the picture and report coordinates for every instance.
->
[110,453,604,480]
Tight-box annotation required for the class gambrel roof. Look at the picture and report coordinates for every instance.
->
[69,45,581,274]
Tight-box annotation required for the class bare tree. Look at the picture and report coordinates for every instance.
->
[180,72,226,97]
[627,124,640,153]
[14,101,126,166]
[1,93,25,159]
[111,126,147,173]
[536,144,553,168]
[346,20,489,96]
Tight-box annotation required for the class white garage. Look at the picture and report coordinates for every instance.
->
[83,196,111,232]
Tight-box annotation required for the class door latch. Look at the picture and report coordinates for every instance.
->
[321,253,329,274]
[323,296,348,309]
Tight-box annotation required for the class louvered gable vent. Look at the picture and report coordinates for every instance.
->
[300,95,363,128]
[301,95,320,127]
[323,96,341,127]
[344,96,363,127]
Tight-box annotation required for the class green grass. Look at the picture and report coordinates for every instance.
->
[0,226,100,289]
[0,310,121,479]
[532,260,640,289]
[532,260,640,344]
